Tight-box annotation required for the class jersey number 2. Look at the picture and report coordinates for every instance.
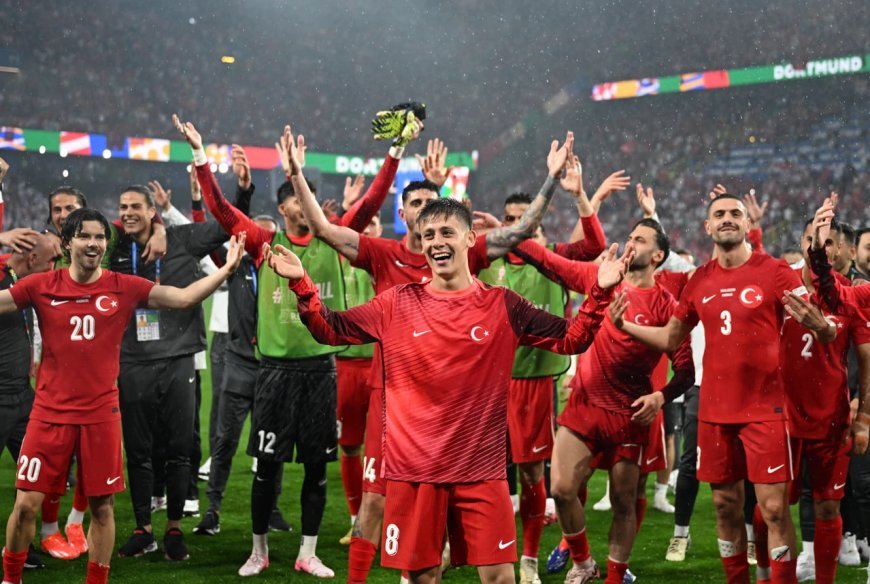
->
[70,315,95,341]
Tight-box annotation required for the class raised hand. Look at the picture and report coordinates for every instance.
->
[415,138,454,188]
[263,242,305,282]
[0,156,9,184]
[471,211,502,232]
[172,114,203,150]
[590,169,631,213]
[811,193,837,250]
[636,183,656,218]
[708,183,728,200]
[277,125,306,176]
[231,144,252,189]
[743,191,768,225]
[782,291,831,334]
[189,165,201,202]
[547,131,574,178]
[142,225,166,263]
[222,233,247,273]
[560,154,584,195]
[321,199,338,217]
[0,227,40,253]
[343,175,365,210]
[597,242,634,289]
[149,180,172,212]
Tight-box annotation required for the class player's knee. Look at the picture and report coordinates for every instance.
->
[341,444,361,457]
[711,491,740,520]
[550,477,578,505]
[757,497,787,523]
[609,489,635,516]
[518,462,544,485]
[814,499,839,521]
[89,496,114,526]
[12,497,39,525]
[480,567,516,584]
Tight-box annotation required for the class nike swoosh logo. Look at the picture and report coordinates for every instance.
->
[50,299,69,306]
[325,447,337,455]
[498,539,515,550]
[188,376,195,384]
[834,482,846,490]
[106,476,121,485]
[767,464,785,474]
[395,260,410,268]
[646,456,659,465]
[412,330,431,337]
[702,295,717,304]
[531,445,547,453]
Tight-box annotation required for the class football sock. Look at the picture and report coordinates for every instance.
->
[520,478,546,557]
[251,460,280,535]
[298,535,318,560]
[2,549,27,584]
[753,505,770,570]
[674,525,690,538]
[769,545,794,584]
[85,561,110,584]
[564,529,592,565]
[718,543,749,584]
[814,517,841,584]
[40,521,59,539]
[340,454,363,517]
[300,462,327,537]
[73,483,89,514]
[348,536,376,583]
[604,557,628,584]
[252,533,268,555]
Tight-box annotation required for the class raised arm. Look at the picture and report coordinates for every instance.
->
[558,157,615,257]
[513,239,598,293]
[173,115,274,260]
[485,132,574,260]
[147,233,245,309]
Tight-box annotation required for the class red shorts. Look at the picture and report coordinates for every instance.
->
[559,400,648,470]
[17,419,124,497]
[508,377,555,463]
[382,479,516,571]
[696,419,792,485]
[790,436,851,502]
[362,388,385,495]
[640,410,667,474]
[336,358,373,447]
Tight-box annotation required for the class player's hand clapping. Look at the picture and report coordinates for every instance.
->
[231,144,252,189]
[172,114,203,150]
[278,125,306,177]
[263,242,305,283]
[415,138,454,188]
[342,175,365,210]
[221,232,247,274]
[547,131,574,178]
[590,170,631,213]
[636,183,656,218]
[811,192,837,250]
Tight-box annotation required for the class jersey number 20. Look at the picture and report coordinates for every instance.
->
[70,315,95,341]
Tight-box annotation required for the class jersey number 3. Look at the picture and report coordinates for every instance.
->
[70,315,96,341]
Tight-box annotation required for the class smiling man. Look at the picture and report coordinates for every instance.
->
[0,208,244,584]
[264,197,632,584]
[110,185,230,562]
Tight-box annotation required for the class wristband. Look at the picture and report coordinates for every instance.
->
[192,149,208,167]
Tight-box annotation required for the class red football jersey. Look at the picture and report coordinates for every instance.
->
[9,269,154,424]
[291,275,612,483]
[674,252,806,423]
[782,269,870,439]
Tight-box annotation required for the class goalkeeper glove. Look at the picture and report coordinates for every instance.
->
[371,102,426,147]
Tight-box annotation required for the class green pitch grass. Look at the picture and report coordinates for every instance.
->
[1,318,867,581]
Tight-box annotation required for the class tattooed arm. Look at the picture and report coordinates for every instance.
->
[485,131,574,260]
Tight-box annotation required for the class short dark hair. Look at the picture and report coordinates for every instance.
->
[416,198,472,231]
[61,208,111,247]
[706,193,744,214]
[121,185,156,208]
[401,179,440,203]
[632,218,670,266]
[838,222,856,245]
[276,177,317,205]
[856,227,870,245]
[504,192,533,206]
[781,246,802,257]
[47,186,88,228]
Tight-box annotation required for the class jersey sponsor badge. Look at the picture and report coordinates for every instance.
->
[738,285,764,309]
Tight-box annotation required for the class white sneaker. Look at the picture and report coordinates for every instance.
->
[519,556,542,584]
[183,499,200,518]
[251,458,258,474]
[295,555,334,578]
[841,533,862,566]
[795,551,815,582]
[653,493,675,513]
[592,493,611,512]
[198,457,211,481]
[665,535,690,562]
[238,551,269,576]
[858,537,870,562]
[151,496,167,513]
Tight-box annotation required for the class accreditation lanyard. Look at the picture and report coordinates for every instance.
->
[131,242,161,284]
[248,262,258,297]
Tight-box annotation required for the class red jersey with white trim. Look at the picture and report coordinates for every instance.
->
[291,275,612,483]
[673,252,806,423]
[782,269,870,439]
[9,269,154,424]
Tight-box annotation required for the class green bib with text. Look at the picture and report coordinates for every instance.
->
[339,258,375,359]
[478,255,570,378]
[256,233,347,359]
